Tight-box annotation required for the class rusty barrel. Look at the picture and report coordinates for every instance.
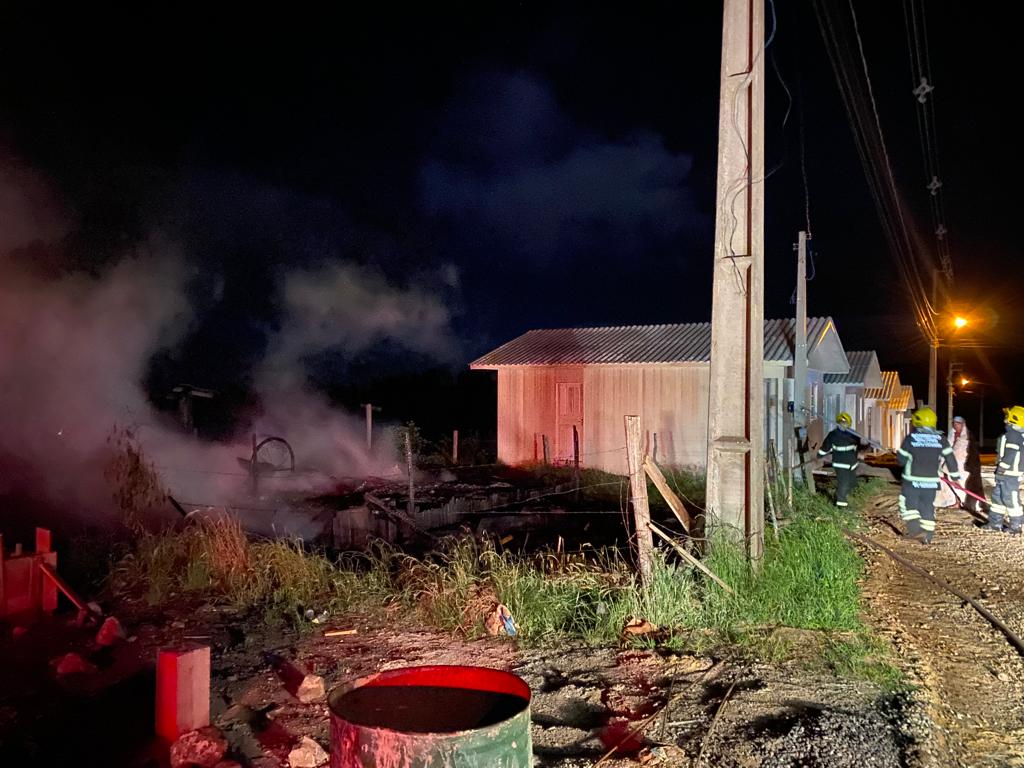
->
[328,665,532,767]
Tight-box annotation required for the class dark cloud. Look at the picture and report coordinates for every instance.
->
[420,72,702,265]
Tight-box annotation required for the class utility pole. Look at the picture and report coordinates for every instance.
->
[361,403,381,451]
[794,231,814,492]
[928,269,939,410]
[706,0,765,559]
[946,359,958,435]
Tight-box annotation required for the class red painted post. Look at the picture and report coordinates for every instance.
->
[156,644,211,741]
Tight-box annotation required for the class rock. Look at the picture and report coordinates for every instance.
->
[295,674,326,704]
[170,726,229,768]
[55,652,97,676]
[96,617,126,646]
[288,736,329,768]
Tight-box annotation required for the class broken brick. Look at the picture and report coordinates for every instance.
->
[170,725,228,768]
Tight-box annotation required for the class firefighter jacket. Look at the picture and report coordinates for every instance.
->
[818,428,863,470]
[897,427,960,489]
[995,425,1024,478]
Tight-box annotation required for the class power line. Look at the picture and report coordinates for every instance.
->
[811,0,937,345]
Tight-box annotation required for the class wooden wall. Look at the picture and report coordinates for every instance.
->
[495,363,800,474]
[496,366,583,465]
[581,365,709,474]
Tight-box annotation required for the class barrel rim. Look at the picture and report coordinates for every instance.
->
[328,664,532,737]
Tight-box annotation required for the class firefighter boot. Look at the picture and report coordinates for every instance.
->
[983,511,1005,532]
[902,519,922,540]
[1008,517,1022,536]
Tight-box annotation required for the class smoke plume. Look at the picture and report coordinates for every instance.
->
[0,150,458,528]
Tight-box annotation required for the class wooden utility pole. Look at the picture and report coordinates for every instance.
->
[794,231,815,493]
[452,429,459,464]
[624,416,654,584]
[706,0,765,559]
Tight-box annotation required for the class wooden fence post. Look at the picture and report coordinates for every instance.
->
[572,425,580,497]
[452,429,459,465]
[542,434,551,465]
[624,415,654,585]
[405,430,415,518]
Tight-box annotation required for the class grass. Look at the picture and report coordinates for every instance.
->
[107,473,901,686]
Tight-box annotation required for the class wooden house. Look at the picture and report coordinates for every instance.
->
[470,318,850,475]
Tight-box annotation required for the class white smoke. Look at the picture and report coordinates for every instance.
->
[0,151,459,525]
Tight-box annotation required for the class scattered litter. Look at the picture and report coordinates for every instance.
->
[288,736,329,768]
[484,603,517,637]
[323,628,358,637]
[623,617,659,636]
[304,609,329,624]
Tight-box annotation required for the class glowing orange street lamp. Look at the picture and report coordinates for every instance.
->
[953,316,968,329]
[961,377,970,387]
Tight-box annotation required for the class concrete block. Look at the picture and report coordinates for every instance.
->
[156,644,211,741]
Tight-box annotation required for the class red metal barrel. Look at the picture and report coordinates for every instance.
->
[329,665,532,767]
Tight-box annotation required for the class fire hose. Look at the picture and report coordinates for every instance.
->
[941,476,988,506]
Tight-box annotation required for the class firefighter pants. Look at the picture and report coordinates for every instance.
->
[990,475,1022,531]
[900,483,938,539]
[835,467,856,508]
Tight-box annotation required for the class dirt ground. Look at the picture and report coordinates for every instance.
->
[858,488,1024,767]
[5,483,1024,766]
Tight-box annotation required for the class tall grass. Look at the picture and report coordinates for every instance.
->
[108,481,897,683]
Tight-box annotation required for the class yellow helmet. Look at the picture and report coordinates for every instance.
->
[911,407,937,429]
[837,412,852,427]
[1005,405,1024,426]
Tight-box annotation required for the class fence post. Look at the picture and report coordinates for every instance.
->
[452,429,459,465]
[542,434,551,465]
[572,425,580,499]
[624,415,654,585]
[250,433,258,495]
[405,430,415,518]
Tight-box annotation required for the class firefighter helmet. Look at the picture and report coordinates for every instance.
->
[1004,405,1024,426]
[837,412,852,427]
[911,406,937,429]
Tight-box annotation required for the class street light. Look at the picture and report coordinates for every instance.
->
[953,316,969,329]
[961,377,970,387]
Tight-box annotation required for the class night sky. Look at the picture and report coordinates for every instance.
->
[2,3,1022,440]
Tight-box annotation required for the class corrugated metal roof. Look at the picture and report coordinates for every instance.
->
[864,370,901,401]
[890,384,914,411]
[471,317,837,368]
[824,350,876,384]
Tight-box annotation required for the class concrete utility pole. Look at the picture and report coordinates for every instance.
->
[706,0,766,559]
[790,230,815,493]
[361,403,381,451]
[946,359,957,435]
[928,269,939,410]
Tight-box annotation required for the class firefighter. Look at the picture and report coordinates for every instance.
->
[985,405,1024,534]
[818,412,864,508]
[896,406,961,544]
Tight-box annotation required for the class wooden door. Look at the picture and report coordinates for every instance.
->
[556,382,583,464]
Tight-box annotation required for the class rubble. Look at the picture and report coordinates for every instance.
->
[170,725,229,768]
[95,616,126,646]
[295,674,326,704]
[54,652,97,676]
[287,736,329,768]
